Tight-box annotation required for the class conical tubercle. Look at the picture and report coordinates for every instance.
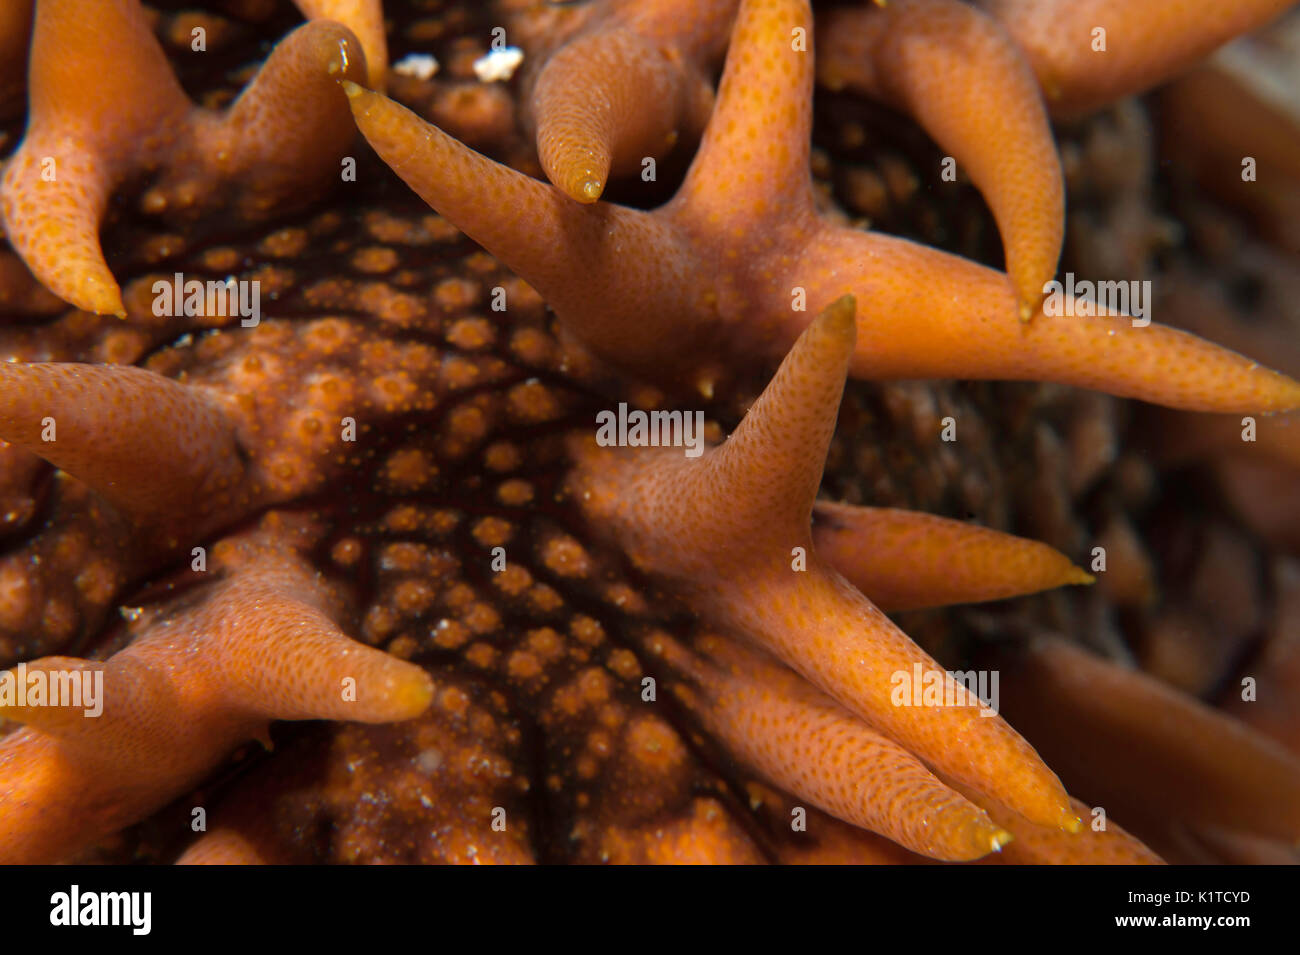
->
[0,0,190,315]
[531,28,678,203]
[1,1,369,315]
[527,0,737,202]
[812,502,1093,612]
[190,19,369,207]
[0,362,247,530]
[675,0,816,223]
[0,520,433,864]
[792,228,1300,413]
[815,0,1063,317]
[567,297,1078,830]
[339,78,632,302]
[661,630,1012,860]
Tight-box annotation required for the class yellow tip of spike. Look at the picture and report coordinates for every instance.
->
[85,283,126,319]
[339,78,364,99]
[1062,812,1084,834]
[1269,371,1300,413]
[390,669,436,719]
[820,294,857,330]
[990,828,1014,852]
[579,178,603,202]
[1067,566,1096,586]
[807,296,858,360]
[1018,300,1034,323]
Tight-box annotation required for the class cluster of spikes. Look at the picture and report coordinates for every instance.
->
[0,0,1299,864]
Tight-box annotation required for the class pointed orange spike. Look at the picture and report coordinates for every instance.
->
[712,294,857,526]
[813,502,1092,612]
[816,0,1063,317]
[679,632,1011,860]
[341,80,707,383]
[0,0,190,315]
[528,0,735,202]
[569,299,1076,831]
[674,0,816,222]
[996,635,1300,843]
[342,80,612,281]
[343,0,1300,412]
[0,521,432,864]
[0,363,246,528]
[173,19,368,218]
[533,30,659,202]
[292,0,387,90]
[200,558,435,725]
[791,228,1300,412]
[1,1,367,315]
[981,0,1296,117]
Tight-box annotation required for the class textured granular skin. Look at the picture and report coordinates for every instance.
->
[0,0,1296,865]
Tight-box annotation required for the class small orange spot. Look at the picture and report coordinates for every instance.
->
[541,534,593,578]
[471,516,514,548]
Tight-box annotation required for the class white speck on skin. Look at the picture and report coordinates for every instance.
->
[393,53,440,81]
[473,47,524,83]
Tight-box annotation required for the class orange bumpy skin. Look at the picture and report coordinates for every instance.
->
[0,312,477,665]
[659,627,1013,860]
[0,363,247,540]
[516,0,738,202]
[567,299,1079,834]
[0,0,1294,866]
[0,0,368,315]
[0,515,432,864]
[816,0,1063,318]
[344,0,1300,413]
[812,502,1092,612]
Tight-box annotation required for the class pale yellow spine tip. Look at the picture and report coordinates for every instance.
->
[820,294,857,332]
[990,828,1014,852]
[339,78,364,99]
[579,178,603,202]
[1018,300,1034,323]
[1062,812,1084,834]
[392,669,435,719]
[95,288,127,318]
[1270,372,1300,413]
[1067,565,1096,586]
